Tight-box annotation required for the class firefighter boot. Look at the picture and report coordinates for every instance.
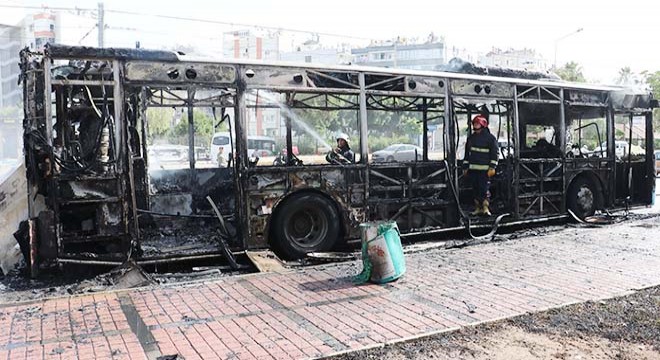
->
[481,199,491,216]
[471,199,482,216]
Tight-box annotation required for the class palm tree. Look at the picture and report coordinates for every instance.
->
[616,66,633,85]
[555,61,586,82]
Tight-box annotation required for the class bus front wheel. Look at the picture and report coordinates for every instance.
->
[567,177,598,219]
[271,192,341,260]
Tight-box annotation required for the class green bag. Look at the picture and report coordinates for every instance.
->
[354,221,406,284]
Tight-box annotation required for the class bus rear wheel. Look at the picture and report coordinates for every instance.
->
[271,192,341,260]
[567,177,598,219]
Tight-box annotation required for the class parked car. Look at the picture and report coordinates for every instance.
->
[655,150,660,175]
[372,144,423,162]
[593,140,643,158]
[148,145,189,163]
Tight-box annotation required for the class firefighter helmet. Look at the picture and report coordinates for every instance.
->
[472,115,488,128]
[336,133,350,144]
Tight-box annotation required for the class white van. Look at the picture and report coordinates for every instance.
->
[595,141,628,158]
[210,132,277,165]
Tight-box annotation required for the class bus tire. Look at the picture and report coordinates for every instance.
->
[271,192,341,260]
[567,177,597,219]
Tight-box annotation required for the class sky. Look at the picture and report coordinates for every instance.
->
[2,0,659,84]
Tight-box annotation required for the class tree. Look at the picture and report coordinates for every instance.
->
[145,107,215,146]
[145,107,177,144]
[643,70,660,133]
[616,66,633,85]
[645,71,660,97]
[171,109,214,146]
[555,61,586,83]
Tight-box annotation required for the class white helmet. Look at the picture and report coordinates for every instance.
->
[336,133,350,144]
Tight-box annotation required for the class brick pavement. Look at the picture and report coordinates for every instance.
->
[2,220,660,359]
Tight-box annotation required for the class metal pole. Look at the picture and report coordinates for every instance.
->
[188,90,195,171]
[235,68,249,250]
[358,73,368,164]
[358,72,370,206]
[422,98,428,161]
[645,111,654,204]
[606,100,615,206]
[559,88,567,212]
[97,2,104,47]
[512,85,520,219]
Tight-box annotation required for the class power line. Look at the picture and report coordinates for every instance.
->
[106,8,371,41]
[0,4,96,15]
[0,4,371,41]
[0,28,223,43]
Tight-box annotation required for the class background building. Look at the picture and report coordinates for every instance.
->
[223,30,280,136]
[0,22,22,159]
[23,12,57,50]
[351,34,446,71]
[0,10,65,160]
[280,36,352,65]
[478,47,549,72]
[223,29,279,61]
[0,24,22,109]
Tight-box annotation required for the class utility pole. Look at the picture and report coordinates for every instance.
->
[553,27,583,69]
[97,2,104,47]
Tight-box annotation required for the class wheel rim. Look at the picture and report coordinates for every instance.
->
[576,185,594,214]
[284,206,328,249]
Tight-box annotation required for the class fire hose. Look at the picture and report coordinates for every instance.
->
[443,160,509,242]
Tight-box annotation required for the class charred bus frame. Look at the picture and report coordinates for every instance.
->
[19,45,656,276]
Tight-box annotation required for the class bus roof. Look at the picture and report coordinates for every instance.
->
[46,44,636,94]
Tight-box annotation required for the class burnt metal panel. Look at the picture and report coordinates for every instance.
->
[405,76,447,96]
[46,44,179,61]
[451,79,513,98]
[610,91,654,110]
[566,89,608,106]
[243,65,316,89]
[367,162,453,230]
[124,61,236,84]
[37,210,56,259]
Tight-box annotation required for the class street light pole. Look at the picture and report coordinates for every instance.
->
[553,27,583,69]
[97,2,104,47]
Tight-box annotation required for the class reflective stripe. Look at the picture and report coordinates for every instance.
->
[469,164,489,170]
[490,160,498,165]
[471,147,490,153]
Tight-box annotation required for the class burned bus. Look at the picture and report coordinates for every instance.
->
[18,44,656,276]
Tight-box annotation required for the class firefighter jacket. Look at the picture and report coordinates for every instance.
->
[463,129,498,171]
[326,145,354,163]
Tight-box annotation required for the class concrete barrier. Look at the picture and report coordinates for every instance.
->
[0,162,27,274]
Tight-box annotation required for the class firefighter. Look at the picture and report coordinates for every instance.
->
[463,115,498,216]
[216,146,227,167]
[326,133,354,164]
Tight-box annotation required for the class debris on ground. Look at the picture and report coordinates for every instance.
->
[331,286,660,359]
[67,260,154,294]
[246,250,287,272]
